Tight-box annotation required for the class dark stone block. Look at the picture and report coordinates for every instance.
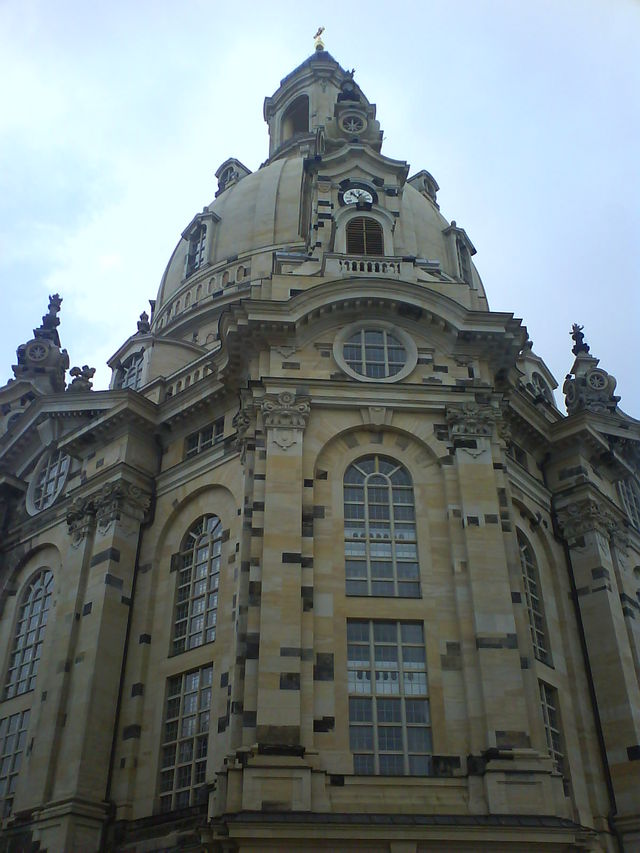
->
[220,672,229,687]
[314,652,334,681]
[243,711,257,727]
[511,591,522,603]
[131,683,144,697]
[122,725,141,740]
[91,548,121,568]
[279,672,301,690]
[82,602,92,615]
[627,744,640,761]
[313,716,335,732]
[282,552,302,563]
[139,633,151,644]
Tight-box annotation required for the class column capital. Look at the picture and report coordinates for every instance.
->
[259,391,310,450]
[446,402,500,439]
[556,497,617,541]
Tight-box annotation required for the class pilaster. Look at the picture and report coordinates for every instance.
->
[556,496,640,820]
[26,478,151,853]
[255,391,310,749]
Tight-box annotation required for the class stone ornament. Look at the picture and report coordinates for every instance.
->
[260,391,311,450]
[66,481,151,541]
[556,498,617,542]
[563,325,621,416]
[66,496,96,548]
[67,365,96,393]
[446,403,500,439]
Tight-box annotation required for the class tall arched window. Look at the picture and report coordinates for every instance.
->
[344,455,420,597]
[4,570,54,699]
[517,531,551,665]
[346,217,384,256]
[172,515,222,655]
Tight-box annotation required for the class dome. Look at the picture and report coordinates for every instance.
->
[155,156,305,313]
[150,50,488,333]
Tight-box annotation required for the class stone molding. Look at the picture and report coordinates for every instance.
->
[446,403,500,439]
[259,391,311,450]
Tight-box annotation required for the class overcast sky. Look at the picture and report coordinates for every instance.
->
[1,0,638,414]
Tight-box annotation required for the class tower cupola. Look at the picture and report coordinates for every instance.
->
[263,49,382,162]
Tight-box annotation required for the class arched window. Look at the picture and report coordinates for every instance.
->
[4,570,54,699]
[172,515,222,655]
[346,217,384,256]
[344,455,420,597]
[281,95,309,142]
[517,531,551,665]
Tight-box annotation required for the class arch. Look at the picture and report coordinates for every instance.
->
[171,514,223,655]
[344,454,420,598]
[333,206,396,257]
[516,528,551,665]
[281,94,309,143]
[4,569,54,699]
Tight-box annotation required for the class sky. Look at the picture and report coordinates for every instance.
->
[1,0,639,413]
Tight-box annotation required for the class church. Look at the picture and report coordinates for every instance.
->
[0,39,639,853]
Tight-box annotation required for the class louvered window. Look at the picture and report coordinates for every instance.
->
[346,217,384,256]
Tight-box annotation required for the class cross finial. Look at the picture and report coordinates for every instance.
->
[313,26,325,51]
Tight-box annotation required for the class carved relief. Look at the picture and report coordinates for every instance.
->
[95,481,150,534]
[233,398,256,462]
[556,498,617,542]
[259,391,310,451]
[66,496,96,548]
[446,403,500,439]
[66,482,150,541]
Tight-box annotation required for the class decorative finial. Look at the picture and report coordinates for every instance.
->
[67,365,96,393]
[313,26,325,51]
[137,311,150,334]
[571,323,590,356]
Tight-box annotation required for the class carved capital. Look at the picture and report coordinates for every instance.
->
[232,401,256,462]
[94,481,151,535]
[446,403,500,439]
[260,391,310,451]
[66,496,96,548]
[556,498,617,541]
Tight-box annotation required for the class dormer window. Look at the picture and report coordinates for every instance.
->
[281,95,309,143]
[346,217,384,256]
[118,351,144,390]
[186,223,207,277]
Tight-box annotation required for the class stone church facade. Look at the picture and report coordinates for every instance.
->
[0,45,639,853]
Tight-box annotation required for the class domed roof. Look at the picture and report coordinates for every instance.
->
[155,156,305,311]
[152,50,488,323]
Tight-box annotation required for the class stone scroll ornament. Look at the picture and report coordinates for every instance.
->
[66,482,151,543]
[259,391,311,450]
[556,498,617,543]
[446,403,500,438]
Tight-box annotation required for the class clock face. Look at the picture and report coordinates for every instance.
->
[343,188,374,205]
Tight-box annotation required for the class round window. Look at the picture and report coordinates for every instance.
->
[334,323,417,382]
[26,448,70,515]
